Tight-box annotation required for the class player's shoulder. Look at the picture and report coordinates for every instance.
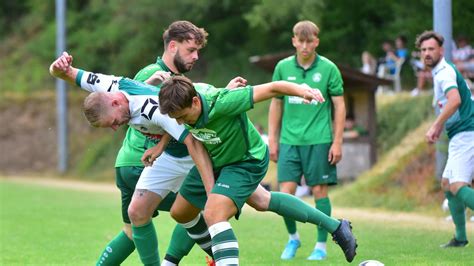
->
[318,55,338,68]
[275,55,296,68]
[133,63,164,82]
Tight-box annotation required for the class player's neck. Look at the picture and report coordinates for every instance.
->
[297,53,316,69]
[162,52,180,74]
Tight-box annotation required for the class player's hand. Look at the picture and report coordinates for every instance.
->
[301,84,325,104]
[226,76,247,89]
[328,142,342,165]
[145,71,171,86]
[268,138,279,162]
[425,123,443,144]
[49,51,73,78]
[141,146,163,167]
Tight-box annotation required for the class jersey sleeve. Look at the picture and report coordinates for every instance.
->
[213,86,254,116]
[438,67,458,94]
[152,113,189,143]
[76,69,122,93]
[328,65,344,96]
[272,62,284,99]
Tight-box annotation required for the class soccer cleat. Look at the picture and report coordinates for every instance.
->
[440,237,469,248]
[331,219,357,262]
[307,248,327,260]
[280,239,301,260]
[205,256,216,266]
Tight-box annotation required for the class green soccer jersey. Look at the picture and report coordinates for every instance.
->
[115,57,175,167]
[272,55,344,145]
[186,85,267,168]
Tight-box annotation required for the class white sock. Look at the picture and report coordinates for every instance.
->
[315,242,326,251]
[289,232,300,241]
[161,260,177,266]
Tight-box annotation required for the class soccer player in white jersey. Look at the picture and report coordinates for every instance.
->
[49,52,219,263]
[416,30,474,248]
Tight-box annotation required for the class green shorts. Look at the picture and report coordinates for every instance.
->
[179,151,269,219]
[115,166,177,223]
[277,143,337,186]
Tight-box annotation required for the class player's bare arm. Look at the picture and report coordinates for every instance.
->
[426,89,461,143]
[253,81,325,104]
[183,135,215,195]
[49,51,79,84]
[328,95,346,164]
[268,98,283,162]
[141,133,171,167]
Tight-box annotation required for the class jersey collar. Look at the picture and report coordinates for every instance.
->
[193,92,210,128]
[293,53,319,71]
[432,57,447,76]
[155,56,177,75]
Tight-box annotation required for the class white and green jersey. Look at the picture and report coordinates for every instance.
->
[272,54,344,145]
[116,58,175,167]
[432,57,474,139]
[185,85,267,168]
[75,69,190,157]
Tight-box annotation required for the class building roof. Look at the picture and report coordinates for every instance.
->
[249,51,392,90]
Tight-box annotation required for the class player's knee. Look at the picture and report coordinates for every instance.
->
[170,206,187,223]
[127,205,149,225]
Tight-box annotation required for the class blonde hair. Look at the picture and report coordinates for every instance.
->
[83,92,109,127]
[293,20,320,39]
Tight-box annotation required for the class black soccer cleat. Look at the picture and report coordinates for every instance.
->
[331,219,357,262]
[440,237,469,248]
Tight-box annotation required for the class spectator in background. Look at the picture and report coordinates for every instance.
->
[395,35,409,62]
[343,114,368,139]
[452,36,472,64]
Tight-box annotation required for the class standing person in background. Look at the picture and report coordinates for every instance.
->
[268,20,346,261]
[417,30,474,248]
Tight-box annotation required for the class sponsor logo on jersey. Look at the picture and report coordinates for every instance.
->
[189,128,221,144]
[287,76,296,81]
[141,98,159,120]
[288,96,319,105]
[312,72,322,82]
[87,73,100,85]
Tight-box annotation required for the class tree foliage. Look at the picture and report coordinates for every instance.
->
[1,0,473,93]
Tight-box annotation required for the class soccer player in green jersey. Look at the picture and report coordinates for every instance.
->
[158,75,357,265]
[53,21,212,266]
[416,31,474,248]
[268,20,346,261]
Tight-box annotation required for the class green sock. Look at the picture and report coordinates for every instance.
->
[269,192,340,233]
[283,217,297,235]
[181,213,213,257]
[209,222,238,265]
[165,224,195,262]
[132,221,160,266]
[96,230,135,266]
[316,197,332,242]
[445,191,467,241]
[456,186,474,210]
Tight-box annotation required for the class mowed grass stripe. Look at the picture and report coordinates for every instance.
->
[1,178,472,265]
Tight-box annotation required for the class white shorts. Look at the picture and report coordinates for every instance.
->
[136,152,194,198]
[443,131,474,184]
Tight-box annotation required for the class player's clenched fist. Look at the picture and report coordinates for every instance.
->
[49,51,73,78]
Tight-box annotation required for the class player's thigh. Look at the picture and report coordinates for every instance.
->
[444,131,474,184]
[301,143,338,186]
[116,166,144,223]
[277,144,304,183]
[213,153,269,219]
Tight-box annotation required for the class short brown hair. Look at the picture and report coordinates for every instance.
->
[159,76,197,114]
[415,30,444,48]
[83,92,109,127]
[293,20,320,39]
[163,20,208,48]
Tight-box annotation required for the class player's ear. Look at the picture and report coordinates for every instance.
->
[168,40,178,54]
